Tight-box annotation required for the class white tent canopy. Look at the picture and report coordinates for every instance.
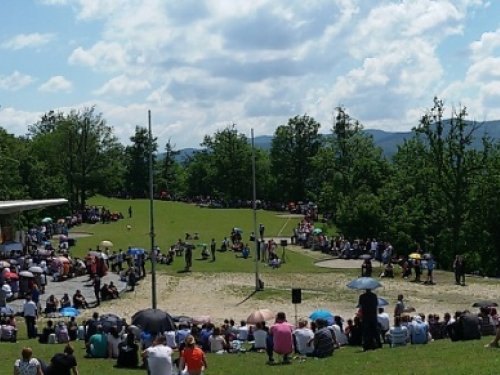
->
[0,199,68,215]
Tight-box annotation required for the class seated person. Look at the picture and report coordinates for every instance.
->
[100,284,111,301]
[387,316,408,347]
[86,325,108,358]
[0,318,17,342]
[68,316,78,341]
[479,308,496,336]
[381,262,394,278]
[39,320,56,343]
[108,282,119,299]
[242,246,250,259]
[201,246,210,260]
[45,295,59,314]
[73,290,89,309]
[361,259,373,277]
[56,321,70,343]
[60,293,71,308]
[116,333,139,368]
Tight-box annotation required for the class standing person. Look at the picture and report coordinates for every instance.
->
[259,223,265,240]
[358,289,380,351]
[377,308,390,344]
[184,243,193,271]
[394,294,405,322]
[142,336,173,375]
[268,312,294,365]
[140,254,147,278]
[210,238,216,262]
[424,255,435,285]
[128,206,132,219]
[128,269,136,291]
[179,335,207,375]
[93,276,101,306]
[23,295,38,339]
[13,347,44,375]
[460,256,466,286]
[46,344,79,375]
[453,255,461,285]
[414,258,422,282]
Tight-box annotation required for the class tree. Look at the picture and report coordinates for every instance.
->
[159,139,181,198]
[269,115,321,203]
[125,126,157,198]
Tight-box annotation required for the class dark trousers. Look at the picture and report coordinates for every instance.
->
[25,316,36,338]
[455,270,461,284]
[211,249,216,261]
[362,321,381,351]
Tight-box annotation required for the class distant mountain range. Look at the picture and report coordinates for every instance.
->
[166,120,500,161]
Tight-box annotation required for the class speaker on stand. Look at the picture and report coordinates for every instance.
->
[292,288,302,326]
[280,239,288,263]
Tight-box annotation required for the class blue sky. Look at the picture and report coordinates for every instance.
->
[1,0,499,148]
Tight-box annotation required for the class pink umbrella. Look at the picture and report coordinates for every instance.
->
[4,272,18,280]
[192,316,211,325]
[246,309,275,324]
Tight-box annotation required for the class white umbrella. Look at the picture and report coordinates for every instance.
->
[192,316,211,325]
[29,266,43,274]
[100,240,114,248]
[19,271,34,278]
[90,251,109,260]
[246,309,275,324]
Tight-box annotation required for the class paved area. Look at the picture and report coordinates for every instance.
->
[315,258,383,269]
[8,272,127,313]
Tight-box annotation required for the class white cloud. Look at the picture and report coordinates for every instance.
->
[38,76,73,93]
[1,33,55,50]
[93,75,151,96]
[68,42,127,72]
[0,71,35,91]
[0,107,41,135]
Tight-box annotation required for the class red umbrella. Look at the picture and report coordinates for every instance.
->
[4,272,18,280]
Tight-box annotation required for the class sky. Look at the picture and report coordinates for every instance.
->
[1,0,499,149]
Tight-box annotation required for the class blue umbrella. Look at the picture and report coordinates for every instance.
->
[0,306,14,315]
[309,309,334,321]
[357,297,389,308]
[347,277,382,290]
[60,307,80,317]
[234,228,243,234]
[127,247,145,255]
[312,228,323,235]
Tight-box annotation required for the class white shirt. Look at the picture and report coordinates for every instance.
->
[146,345,173,375]
[108,334,122,358]
[237,325,248,340]
[23,300,37,317]
[332,324,348,346]
[164,331,177,349]
[14,358,40,375]
[253,329,267,349]
[378,312,391,331]
[293,327,314,354]
[2,283,12,298]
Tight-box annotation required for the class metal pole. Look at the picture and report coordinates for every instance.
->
[148,110,157,309]
[251,129,260,291]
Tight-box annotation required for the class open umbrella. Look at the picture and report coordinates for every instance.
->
[309,309,333,320]
[57,219,66,224]
[0,306,14,315]
[357,297,389,308]
[29,266,43,274]
[59,235,68,242]
[127,247,145,256]
[312,228,323,235]
[89,251,109,260]
[100,313,124,333]
[247,308,275,324]
[173,316,192,324]
[132,309,176,334]
[57,256,70,264]
[0,261,10,268]
[192,316,211,325]
[60,307,80,317]
[359,254,373,260]
[347,277,382,290]
[7,259,18,265]
[472,300,499,309]
[403,306,416,313]
[19,271,34,278]
[4,272,18,280]
[409,253,421,259]
[41,217,53,223]
[100,240,114,248]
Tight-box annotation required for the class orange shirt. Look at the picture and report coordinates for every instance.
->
[181,347,204,371]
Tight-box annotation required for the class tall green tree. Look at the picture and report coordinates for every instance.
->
[269,115,321,203]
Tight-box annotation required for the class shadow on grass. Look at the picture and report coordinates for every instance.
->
[177,269,192,274]
[235,290,259,306]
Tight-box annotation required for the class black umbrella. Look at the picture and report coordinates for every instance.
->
[132,308,176,334]
[472,300,498,309]
[100,313,124,333]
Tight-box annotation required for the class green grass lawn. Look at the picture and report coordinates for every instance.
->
[67,197,332,274]
[3,325,500,375]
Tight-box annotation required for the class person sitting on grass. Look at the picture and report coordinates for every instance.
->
[60,293,71,309]
[13,347,45,375]
[39,320,55,344]
[387,316,408,348]
[116,332,139,368]
[1,317,17,343]
[306,318,337,359]
[250,322,268,352]
[208,326,226,353]
[45,344,78,375]
[45,295,59,314]
[72,290,89,309]
[267,312,294,365]
[86,325,108,358]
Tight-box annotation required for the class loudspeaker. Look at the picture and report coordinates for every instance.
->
[292,288,302,304]
[281,239,288,247]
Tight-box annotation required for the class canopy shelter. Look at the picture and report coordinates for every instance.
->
[0,199,68,215]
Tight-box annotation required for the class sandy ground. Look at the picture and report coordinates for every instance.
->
[86,258,500,325]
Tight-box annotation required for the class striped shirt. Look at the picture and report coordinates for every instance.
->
[389,326,408,347]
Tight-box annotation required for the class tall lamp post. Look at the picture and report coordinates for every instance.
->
[251,129,260,291]
[148,110,157,309]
